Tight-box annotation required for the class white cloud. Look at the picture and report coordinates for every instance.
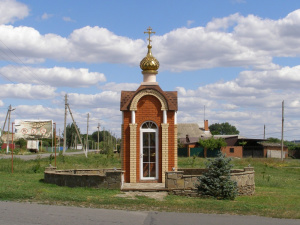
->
[174,61,300,140]
[0,25,145,65]
[187,20,194,27]
[233,10,300,56]
[16,105,63,119]
[0,25,70,62]
[99,82,139,92]
[69,26,145,64]
[221,103,239,110]
[42,13,53,20]
[0,0,29,24]
[0,84,56,99]
[237,66,300,89]
[63,17,75,22]
[206,13,241,31]
[154,27,274,71]
[68,92,119,108]
[0,10,300,72]
[90,107,121,131]
[0,66,106,87]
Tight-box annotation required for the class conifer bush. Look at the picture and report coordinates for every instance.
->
[197,153,237,200]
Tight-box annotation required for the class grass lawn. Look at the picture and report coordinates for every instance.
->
[0,153,299,219]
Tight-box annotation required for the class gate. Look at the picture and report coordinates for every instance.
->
[207,149,220,157]
[178,148,188,157]
[243,146,264,158]
[190,147,204,157]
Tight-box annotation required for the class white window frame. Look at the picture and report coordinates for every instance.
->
[140,121,159,180]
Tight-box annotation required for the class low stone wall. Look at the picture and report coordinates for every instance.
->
[44,167,124,189]
[166,167,255,197]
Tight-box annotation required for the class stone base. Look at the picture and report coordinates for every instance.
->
[165,167,255,196]
[44,168,124,190]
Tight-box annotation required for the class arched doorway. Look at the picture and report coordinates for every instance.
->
[140,121,158,180]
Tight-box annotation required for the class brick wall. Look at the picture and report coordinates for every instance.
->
[121,94,176,183]
[122,111,131,182]
[136,95,163,182]
[221,146,243,158]
[167,111,175,171]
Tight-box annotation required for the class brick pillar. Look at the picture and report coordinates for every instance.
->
[121,124,124,171]
[129,123,137,183]
[174,124,178,171]
[161,123,169,183]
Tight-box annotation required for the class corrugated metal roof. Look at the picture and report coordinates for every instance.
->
[259,142,286,147]
[213,135,246,139]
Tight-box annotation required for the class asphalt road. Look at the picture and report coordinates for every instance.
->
[0,201,299,225]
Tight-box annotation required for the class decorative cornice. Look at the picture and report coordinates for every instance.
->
[130,89,168,111]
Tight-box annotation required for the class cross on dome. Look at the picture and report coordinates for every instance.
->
[144,26,155,46]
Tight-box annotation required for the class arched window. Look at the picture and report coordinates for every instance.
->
[140,121,158,180]
[141,121,157,129]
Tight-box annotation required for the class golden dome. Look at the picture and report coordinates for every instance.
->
[140,44,160,73]
[140,27,159,74]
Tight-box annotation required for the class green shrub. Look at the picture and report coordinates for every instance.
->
[197,153,237,200]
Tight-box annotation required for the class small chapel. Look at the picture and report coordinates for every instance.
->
[120,27,178,183]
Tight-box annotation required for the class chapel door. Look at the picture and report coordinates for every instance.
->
[140,122,158,180]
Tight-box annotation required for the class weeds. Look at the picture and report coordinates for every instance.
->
[31,155,42,173]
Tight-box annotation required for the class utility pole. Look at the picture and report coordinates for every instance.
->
[59,128,61,151]
[63,94,67,154]
[6,105,15,154]
[75,135,77,150]
[103,127,106,153]
[85,113,89,157]
[51,122,54,153]
[67,104,83,147]
[97,123,100,151]
[264,124,266,139]
[2,109,9,133]
[53,123,56,167]
[281,100,284,161]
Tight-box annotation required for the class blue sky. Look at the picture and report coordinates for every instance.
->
[1,0,300,140]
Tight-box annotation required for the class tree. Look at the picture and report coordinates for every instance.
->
[62,123,81,149]
[266,137,281,143]
[15,138,27,149]
[90,130,118,156]
[197,153,237,200]
[198,137,227,151]
[209,122,239,135]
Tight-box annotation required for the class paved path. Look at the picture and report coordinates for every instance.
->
[0,150,99,161]
[0,201,299,225]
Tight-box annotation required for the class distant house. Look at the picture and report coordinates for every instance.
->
[212,135,289,159]
[259,142,288,159]
[177,122,288,158]
[1,133,17,150]
[177,121,212,157]
[214,135,265,158]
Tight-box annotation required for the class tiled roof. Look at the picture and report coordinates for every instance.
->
[120,91,135,110]
[120,85,178,111]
